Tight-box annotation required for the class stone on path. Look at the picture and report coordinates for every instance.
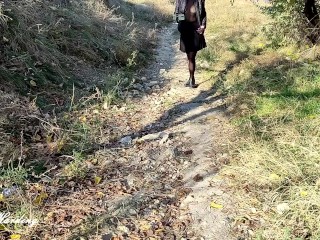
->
[137,131,169,143]
[119,136,132,146]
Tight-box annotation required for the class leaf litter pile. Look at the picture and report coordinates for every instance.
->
[0,87,199,239]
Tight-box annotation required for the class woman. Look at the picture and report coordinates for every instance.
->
[175,0,207,88]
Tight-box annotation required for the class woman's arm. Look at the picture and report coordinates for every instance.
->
[174,0,181,22]
[200,0,207,28]
[175,0,179,14]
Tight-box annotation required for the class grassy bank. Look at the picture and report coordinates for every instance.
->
[0,0,173,167]
[201,0,320,239]
[0,0,173,239]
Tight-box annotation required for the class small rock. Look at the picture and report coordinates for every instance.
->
[183,149,193,155]
[159,69,166,74]
[2,186,18,197]
[117,225,129,233]
[146,81,158,87]
[193,174,204,182]
[199,61,210,69]
[119,106,126,111]
[129,209,137,215]
[117,157,127,163]
[276,203,290,215]
[159,132,169,145]
[102,233,113,240]
[119,136,132,146]
[164,147,178,160]
[85,161,95,169]
[133,83,144,91]
[132,90,140,96]
[125,175,134,188]
[162,112,169,119]
[154,99,162,105]
[153,85,160,90]
[141,76,147,81]
[138,132,168,142]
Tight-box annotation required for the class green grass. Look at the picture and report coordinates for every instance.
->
[200,0,320,239]
[0,166,28,186]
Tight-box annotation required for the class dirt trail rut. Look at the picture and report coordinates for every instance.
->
[125,24,234,239]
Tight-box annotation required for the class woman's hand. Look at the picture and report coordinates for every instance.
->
[196,26,205,34]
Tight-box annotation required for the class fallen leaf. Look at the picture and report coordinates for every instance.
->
[94,176,102,185]
[139,221,151,231]
[269,173,281,181]
[79,116,87,123]
[34,192,48,205]
[30,80,37,87]
[44,212,54,222]
[0,194,4,202]
[210,201,223,209]
[97,192,105,197]
[300,190,308,197]
[10,234,21,240]
[34,183,43,191]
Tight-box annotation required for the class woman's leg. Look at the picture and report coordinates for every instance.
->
[186,51,198,87]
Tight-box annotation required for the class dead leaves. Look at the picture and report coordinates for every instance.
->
[193,174,204,182]
[34,192,48,205]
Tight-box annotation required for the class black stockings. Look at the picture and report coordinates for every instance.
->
[187,51,197,83]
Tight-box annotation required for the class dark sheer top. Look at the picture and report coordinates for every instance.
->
[185,0,197,22]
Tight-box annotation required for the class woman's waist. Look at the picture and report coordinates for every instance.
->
[182,20,199,27]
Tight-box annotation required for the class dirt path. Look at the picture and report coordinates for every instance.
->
[34,22,236,240]
[152,24,233,240]
[102,24,234,239]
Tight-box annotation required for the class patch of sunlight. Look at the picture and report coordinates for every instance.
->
[297,99,320,119]
[256,98,279,117]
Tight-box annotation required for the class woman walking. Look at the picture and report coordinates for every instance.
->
[175,0,207,88]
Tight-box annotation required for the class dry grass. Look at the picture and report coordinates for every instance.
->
[0,1,174,239]
[0,0,173,164]
[201,0,320,239]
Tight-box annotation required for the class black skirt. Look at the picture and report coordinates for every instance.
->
[178,21,206,53]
